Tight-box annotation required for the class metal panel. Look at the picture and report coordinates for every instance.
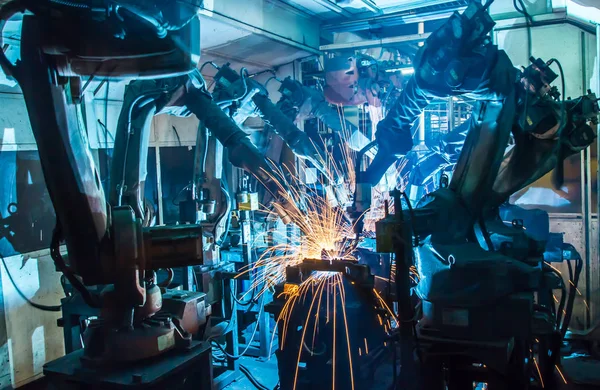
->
[550,217,590,329]
[0,94,38,152]
[150,115,199,147]
[0,250,66,388]
[280,0,353,17]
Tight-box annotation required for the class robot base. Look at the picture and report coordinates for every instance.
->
[43,341,213,390]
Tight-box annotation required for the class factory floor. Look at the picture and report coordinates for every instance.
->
[223,355,600,390]
[13,348,600,389]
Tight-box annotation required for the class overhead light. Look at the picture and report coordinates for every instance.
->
[384,67,415,75]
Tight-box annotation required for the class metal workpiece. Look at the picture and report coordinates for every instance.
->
[267,262,389,390]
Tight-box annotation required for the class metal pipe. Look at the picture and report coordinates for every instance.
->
[320,33,431,52]
[155,145,164,225]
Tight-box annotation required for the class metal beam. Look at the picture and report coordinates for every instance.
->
[322,7,463,32]
[311,0,353,18]
[355,0,382,15]
[320,32,431,51]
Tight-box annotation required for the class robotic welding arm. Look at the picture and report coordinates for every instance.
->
[362,0,499,186]
[277,76,358,135]
[211,64,333,183]
[113,70,297,225]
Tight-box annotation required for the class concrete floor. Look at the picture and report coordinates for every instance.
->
[13,349,600,389]
[223,356,600,390]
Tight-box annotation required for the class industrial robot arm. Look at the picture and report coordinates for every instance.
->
[0,0,218,363]
[210,64,333,184]
[362,0,499,186]
[277,76,358,135]
[113,70,297,225]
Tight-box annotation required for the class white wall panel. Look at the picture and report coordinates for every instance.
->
[1,249,66,388]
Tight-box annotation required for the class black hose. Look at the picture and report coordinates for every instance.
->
[0,256,62,312]
[200,61,220,73]
[50,224,101,308]
[560,244,583,336]
[239,364,270,390]
[556,272,567,329]
[119,90,164,206]
[210,291,266,360]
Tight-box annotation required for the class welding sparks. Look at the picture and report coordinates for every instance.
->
[555,364,568,384]
[228,107,407,389]
[235,150,396,389]
[533,357,545,388]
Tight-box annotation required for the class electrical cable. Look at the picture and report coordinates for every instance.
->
[119,90,165,205]
[200,61,220,73]
[239,364,271,390]
[228,273,260,307]
[556,270,567,329]
[157,268,174,287]
[210,289,266,360]
[96,120,116,142]
[50,225,101,308]
[0,256,62,312]
[560,244,583,337]
[49,0,89,9]
[104,81,110,193]
[264,76,282,90]
[400,191,419,247]
[513,0,532,134]
[172,183,192,206]
[172,126,182,146]
[200,124,209,177]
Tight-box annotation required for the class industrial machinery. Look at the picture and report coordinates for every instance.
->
[355,0,599,389]
[267,259,390,390]
[210,63,333,184]
[0,0,248,388]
